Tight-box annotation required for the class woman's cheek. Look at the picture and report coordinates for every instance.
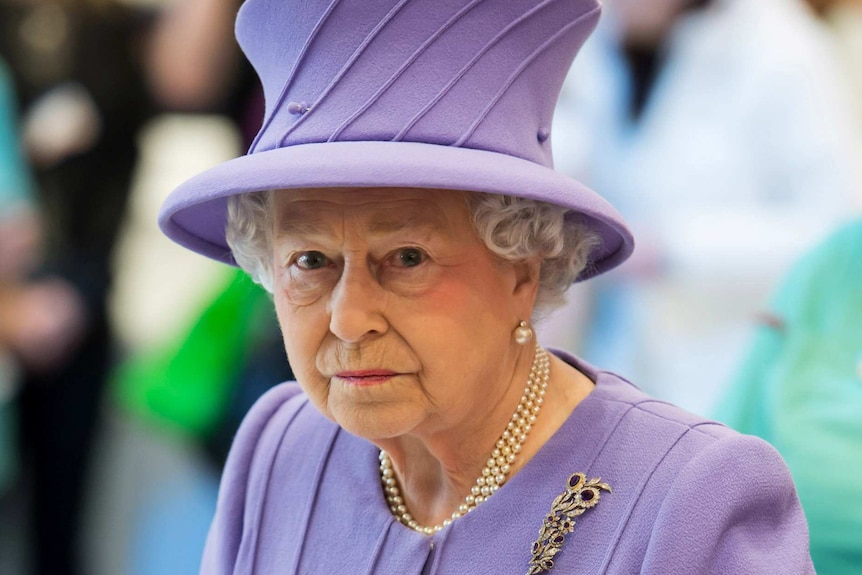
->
[278,312,327,396]
[291,356,333,418]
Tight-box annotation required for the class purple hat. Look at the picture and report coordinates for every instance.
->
[159,0,634,281]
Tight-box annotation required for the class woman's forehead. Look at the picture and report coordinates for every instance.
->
[272,187,472,236]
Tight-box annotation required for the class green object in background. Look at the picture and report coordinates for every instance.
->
[715,219,862,575]
[113,269,275,439]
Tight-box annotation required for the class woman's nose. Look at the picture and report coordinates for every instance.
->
[327,263,388,343]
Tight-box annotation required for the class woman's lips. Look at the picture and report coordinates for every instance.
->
[334,370,399,386]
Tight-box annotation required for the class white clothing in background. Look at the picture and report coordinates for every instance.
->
[546,0,861,415]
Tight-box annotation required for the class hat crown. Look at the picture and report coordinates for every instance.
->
[236,0,601,167]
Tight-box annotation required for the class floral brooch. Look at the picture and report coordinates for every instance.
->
[527,472,611,574]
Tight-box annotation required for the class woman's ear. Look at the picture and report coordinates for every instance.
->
[512,257,542,305]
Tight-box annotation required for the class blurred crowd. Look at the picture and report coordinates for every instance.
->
[0,0,859,573]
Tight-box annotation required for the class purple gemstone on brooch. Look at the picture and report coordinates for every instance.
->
[529,473,611,574]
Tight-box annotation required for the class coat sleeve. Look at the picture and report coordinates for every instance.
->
[199,383,305,575]
[642,432,815,574]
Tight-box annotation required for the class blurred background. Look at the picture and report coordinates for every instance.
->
[0,0,860,573]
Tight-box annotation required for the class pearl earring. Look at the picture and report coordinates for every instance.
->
[513,321,533,345]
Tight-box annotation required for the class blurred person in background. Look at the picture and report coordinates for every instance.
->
[0,56,89,574]
[0,52,86,510]
[145,0,262,144]
[0,55,87,572]
[549,0,861,416]
[716,218,862,574]
[145,0,295,462]
[100,0,292,571]
[0,58,30,502]
[0,2,155,574]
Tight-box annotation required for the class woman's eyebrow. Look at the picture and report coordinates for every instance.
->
[275,218,331,239]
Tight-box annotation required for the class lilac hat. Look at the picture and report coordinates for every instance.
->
[159,0,634,280]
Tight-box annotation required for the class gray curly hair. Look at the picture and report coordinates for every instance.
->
[225,190,599,318]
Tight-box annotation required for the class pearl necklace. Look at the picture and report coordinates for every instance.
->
[379,346,550,535]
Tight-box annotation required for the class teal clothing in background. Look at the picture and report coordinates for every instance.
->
[0,59,33,216]
[716,219,862,575]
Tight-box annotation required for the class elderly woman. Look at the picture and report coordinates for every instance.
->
[159,0,814,572]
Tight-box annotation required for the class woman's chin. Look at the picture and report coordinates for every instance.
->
[328,400,423,442]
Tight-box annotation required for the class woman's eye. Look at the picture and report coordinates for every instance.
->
[295,251,329,270]
[395,247,427,268]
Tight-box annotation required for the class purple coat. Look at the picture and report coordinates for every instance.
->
[201,352,814,574]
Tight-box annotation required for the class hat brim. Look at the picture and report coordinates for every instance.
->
[158,140,633,281]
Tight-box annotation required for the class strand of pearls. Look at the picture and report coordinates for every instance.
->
[379,346,550,535]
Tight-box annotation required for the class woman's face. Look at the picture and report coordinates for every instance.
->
[271,187,539,442]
